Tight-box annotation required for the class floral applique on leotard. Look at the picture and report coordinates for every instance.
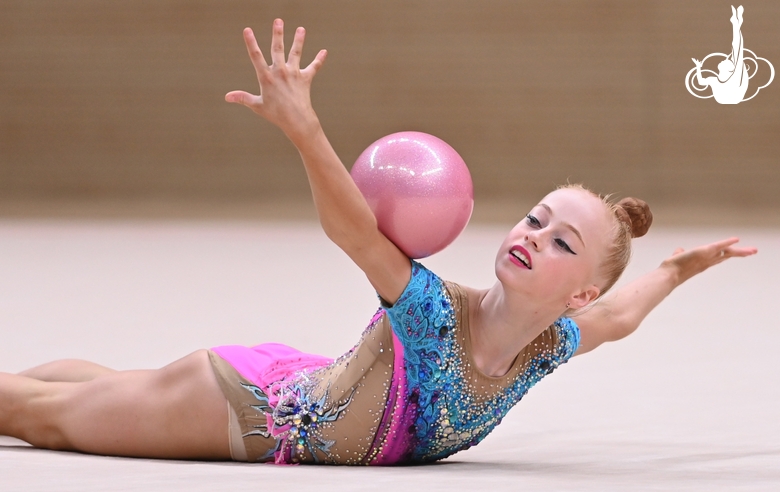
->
[239,375,356,463]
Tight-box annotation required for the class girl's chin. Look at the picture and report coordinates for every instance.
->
[495,270,535,294]
[496,269,573,305]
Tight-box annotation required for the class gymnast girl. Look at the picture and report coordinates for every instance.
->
[0,20,757,464]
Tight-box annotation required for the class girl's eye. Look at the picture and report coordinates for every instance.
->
[555,238,577,255]
[526,214,576,255]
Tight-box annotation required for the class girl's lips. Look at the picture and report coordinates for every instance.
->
[509,245,532,269]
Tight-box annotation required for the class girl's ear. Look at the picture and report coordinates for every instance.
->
[569,285,600,310]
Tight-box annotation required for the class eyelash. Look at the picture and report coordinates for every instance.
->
[525,214,577,255]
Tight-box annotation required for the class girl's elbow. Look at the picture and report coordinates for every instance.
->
[607,318,638,342]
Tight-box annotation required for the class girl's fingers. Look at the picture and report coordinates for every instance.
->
[287,27,306,68]
[709,237,740,251]
[663,237,757,281]
[243,28,270,80]
[705,238,734,258]
[270,19,286,67]
[724,246,758,257]
[225,90,261,109]
[707,237,756,263]
[229,21,323,122]
[303,49,328,76]
[707,238,738,261]
[710,237,758,257]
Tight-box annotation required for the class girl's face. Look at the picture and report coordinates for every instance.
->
[495,188,613,311]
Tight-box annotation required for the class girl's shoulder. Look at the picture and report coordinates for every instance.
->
[550,316,580,361]
[380,260,446,309]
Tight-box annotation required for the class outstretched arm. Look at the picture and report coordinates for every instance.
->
[574,237,757,355]
[226,21,411,304]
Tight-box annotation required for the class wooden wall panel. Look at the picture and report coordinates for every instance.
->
[0,0,778,212]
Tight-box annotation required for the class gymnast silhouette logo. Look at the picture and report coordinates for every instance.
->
[685,5,774,104]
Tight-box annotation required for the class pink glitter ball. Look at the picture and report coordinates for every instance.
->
[351,132,474,259]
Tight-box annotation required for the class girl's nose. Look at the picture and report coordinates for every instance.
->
[525,231,541,251]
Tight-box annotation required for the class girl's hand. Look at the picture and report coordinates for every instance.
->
[225,20,328,143]
[660,237,757,286]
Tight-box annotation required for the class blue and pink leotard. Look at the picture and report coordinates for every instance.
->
[209,260,580,464]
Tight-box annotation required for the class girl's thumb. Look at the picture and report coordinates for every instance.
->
[225,91,253,105]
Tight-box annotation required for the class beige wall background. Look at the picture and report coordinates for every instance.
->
[0,1,778,222]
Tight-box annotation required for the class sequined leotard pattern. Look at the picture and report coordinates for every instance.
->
[210,260,580,464]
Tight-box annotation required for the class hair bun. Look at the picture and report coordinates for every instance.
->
[615,197,652,238]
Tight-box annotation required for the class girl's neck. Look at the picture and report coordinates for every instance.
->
[468,281,563,377]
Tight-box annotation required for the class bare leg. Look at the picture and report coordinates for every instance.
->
[0,350,231,460]
[19,359,116,382]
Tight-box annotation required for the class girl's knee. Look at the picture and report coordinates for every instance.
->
[15,384,76,450]
[22,420,73,451]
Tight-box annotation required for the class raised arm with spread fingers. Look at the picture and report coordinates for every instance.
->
[226,20,411,305]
